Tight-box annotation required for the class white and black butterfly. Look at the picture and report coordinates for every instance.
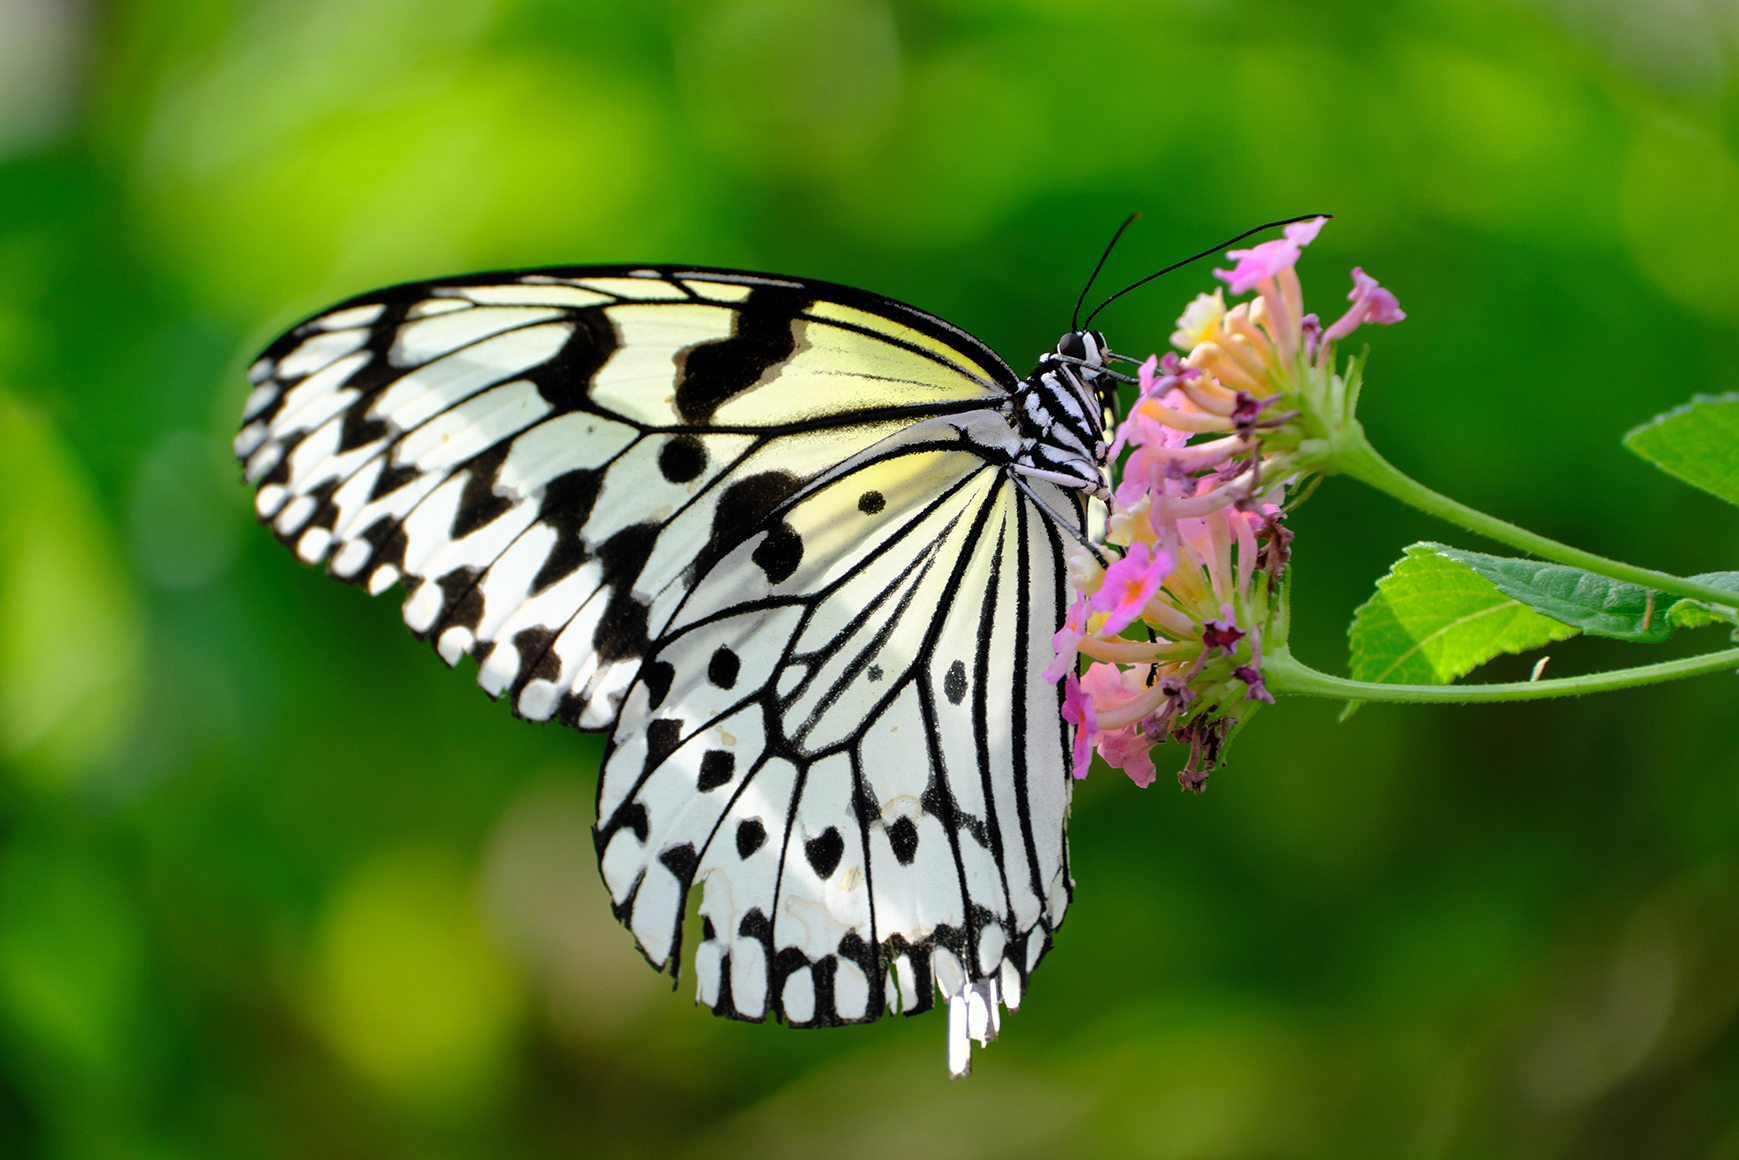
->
[235,263,1128,1075]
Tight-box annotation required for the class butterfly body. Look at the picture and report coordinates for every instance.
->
[236,264,1113,1073]
[1011,329,1116,498]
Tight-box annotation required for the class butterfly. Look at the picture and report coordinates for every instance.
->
[233,263,1126,1075]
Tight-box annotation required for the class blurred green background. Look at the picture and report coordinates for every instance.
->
[3,0,1739,1156]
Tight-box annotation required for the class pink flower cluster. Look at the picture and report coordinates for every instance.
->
[1052,218,1403,792]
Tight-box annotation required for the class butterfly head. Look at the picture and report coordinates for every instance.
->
[1047,328,1122,427]
[1054,329,1110,374]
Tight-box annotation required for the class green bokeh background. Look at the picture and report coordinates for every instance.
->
[3,1,1739,1155]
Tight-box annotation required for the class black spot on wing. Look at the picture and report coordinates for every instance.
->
[858,489,885,514]
[369,460,422,501]
[887,816,919,865]
[349,515,407,580]
[736,818,767,859]
[672,286,810,424]
[645,718,682,774]
[426,566,481,637]
[708,647,740,689]
[803,827,844,880]
[698,750,735,791]
[751,523,803,584]
[738,907,771,941]
[658,842,699,887]
[642,659,676,709]
[510,626,560,690]
[694,471,803,582]
[601,800,648,844]
[450,442,514,539]
[658,436,708,483]
[943,659,967,705]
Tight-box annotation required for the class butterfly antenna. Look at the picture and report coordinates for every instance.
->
[1082,213,1333,330]
[1072,213,1141,333]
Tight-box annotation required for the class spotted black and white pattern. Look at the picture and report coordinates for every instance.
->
[236,265,1108,1075]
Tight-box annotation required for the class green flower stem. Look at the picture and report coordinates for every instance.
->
[1332,432,1739,609]
[1263,643,1739,704]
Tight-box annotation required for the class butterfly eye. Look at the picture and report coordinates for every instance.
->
[1056,332,1087,360]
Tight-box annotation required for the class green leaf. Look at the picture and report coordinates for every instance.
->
[1349,545,1580,685]
[1422,544,1675,642]
[1666,572,1739,631]
[1623,392,1739,507]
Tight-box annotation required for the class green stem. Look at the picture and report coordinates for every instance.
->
[1264,643,1739,704]
[1333,432,1738,608]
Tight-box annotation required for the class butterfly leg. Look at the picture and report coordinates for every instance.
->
[1010,463,1110,503]
[1009,471,1108,566]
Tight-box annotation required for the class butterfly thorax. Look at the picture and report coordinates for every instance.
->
[1011,329,1115,497]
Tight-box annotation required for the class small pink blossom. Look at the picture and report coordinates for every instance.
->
[1136,352,1193,398]
[1088,541,1173,635]
[1116,411,1190,506]
[1321,267,1405,344]
[1213,217,1326,294]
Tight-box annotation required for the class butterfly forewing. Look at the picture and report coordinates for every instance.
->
[237,264,1078,1037]
[236,267,1016,732]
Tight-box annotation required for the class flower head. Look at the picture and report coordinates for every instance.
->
[1054,217,1405,791]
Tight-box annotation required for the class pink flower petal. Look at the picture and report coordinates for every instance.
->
[1061,674,1097,779]
[1214,239,1297,295]
[1284,216,1327,248]
[1087,542,1173,635]
[1213,218,1327,296]
[1043,598,1090,683]
[1096,724,1157,788]
[1136,354,1160,395]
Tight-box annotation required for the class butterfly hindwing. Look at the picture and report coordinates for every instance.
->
[596,438,1076,1026]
